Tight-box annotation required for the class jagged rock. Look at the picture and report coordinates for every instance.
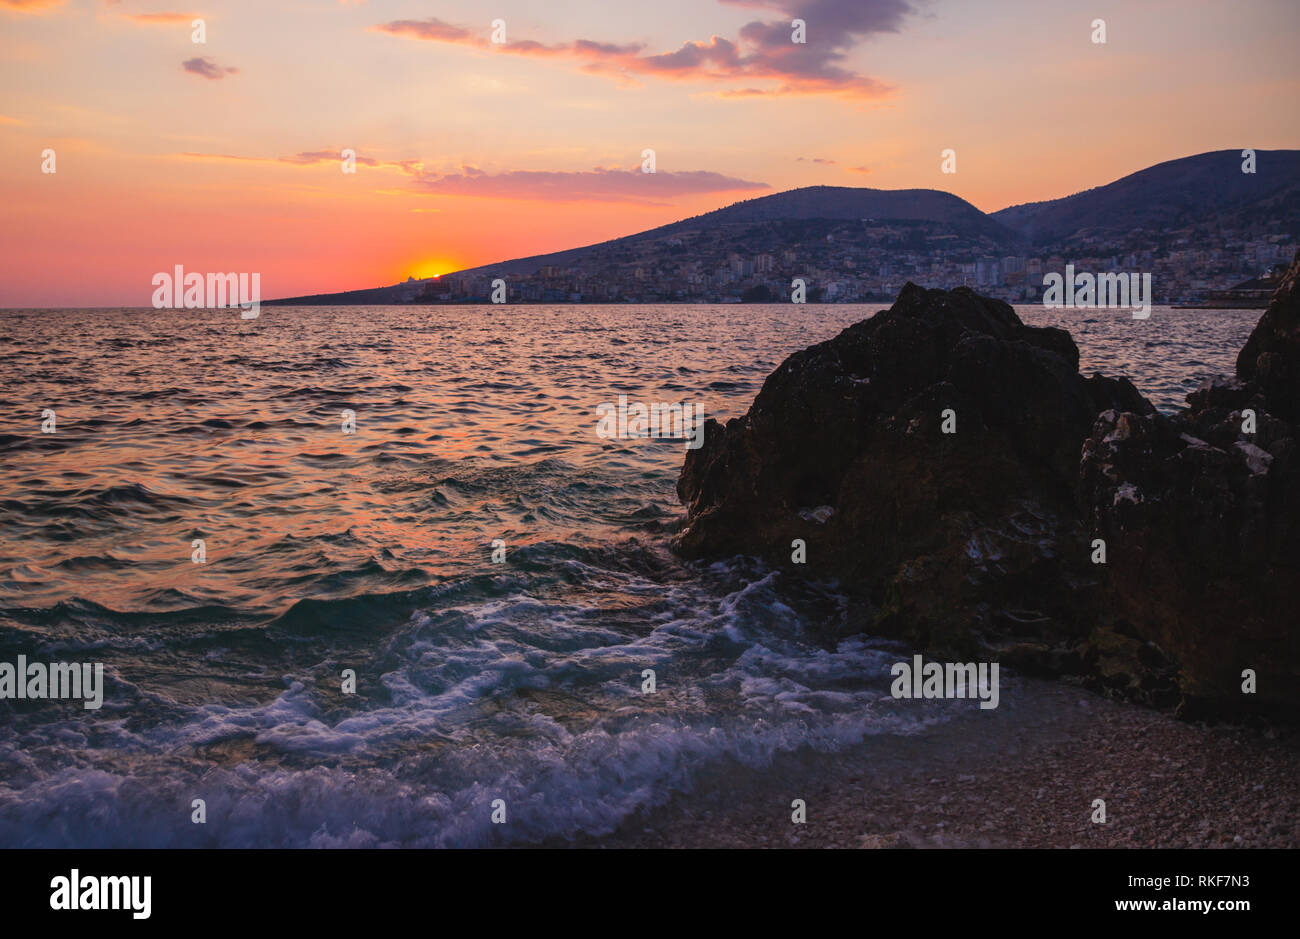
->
[676,283,1152,667]
[1080,249,1300,718]
[676,266,1299,720]
[1237,250,1300,421]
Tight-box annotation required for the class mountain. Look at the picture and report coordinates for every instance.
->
[268,187,1019,304]
[451,186,1020,279]
[267,151,1299,304]
[993,149,1300,247]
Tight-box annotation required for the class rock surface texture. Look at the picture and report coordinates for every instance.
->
[677,254,1300,719]
[1079,250,1300,718]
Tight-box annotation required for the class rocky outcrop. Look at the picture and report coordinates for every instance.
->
[1237,251,1300,420]
[1079,250,1300,718]
[675,283,1161,694]
[676,256,1300,719]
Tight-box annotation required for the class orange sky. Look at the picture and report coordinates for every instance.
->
[2,0,1298,306]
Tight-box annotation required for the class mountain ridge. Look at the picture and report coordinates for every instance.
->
[449,185,1019,279]
[992,149,1300,245]
[267,149,1299,304]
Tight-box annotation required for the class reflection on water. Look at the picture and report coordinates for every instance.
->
[0,303,1258,846]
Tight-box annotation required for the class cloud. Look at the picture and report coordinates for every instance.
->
[1,0,66,10]
[182,56,237,79]
[180,149,399,170]
[405,165,769,204]
[180,152,265,163]
[180,149,426,180]
[128,12,199,25]
[178,150,768,204]
[377,18,475,44]
[848,165,872,174]
[0,114,24,125]
[374,19,647,65]
[374,0,910,99]
[280,150,384,167]
[797,157,838,164]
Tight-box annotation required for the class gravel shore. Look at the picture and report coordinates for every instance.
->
[589,678,1299,849]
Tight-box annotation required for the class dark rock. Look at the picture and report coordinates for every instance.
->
[676,260,1300,721]
[676,283,1153,668]
[1079,249,1300,719]
[1237,249,1300,421]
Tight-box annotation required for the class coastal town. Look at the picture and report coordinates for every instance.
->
[410,218,1294,306]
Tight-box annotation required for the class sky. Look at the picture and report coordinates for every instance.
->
[2,0,1298,307]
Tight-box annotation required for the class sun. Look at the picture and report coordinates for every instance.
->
[407,258,459,280]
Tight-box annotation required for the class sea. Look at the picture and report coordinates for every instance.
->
[0,303,1257,847]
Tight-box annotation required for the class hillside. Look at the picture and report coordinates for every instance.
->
[268,186,1019,304]
[993,149,1300,247]
[450,186,1019,279]
[267,151,1299,305]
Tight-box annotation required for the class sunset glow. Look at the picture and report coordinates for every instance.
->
[1,0,1298,877]
[2,0,1298,307]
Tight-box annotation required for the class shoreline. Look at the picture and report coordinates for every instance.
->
[579,678,1299,849]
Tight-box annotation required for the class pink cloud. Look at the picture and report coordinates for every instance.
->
[182,56,238,80]
[374,0,910,99]
[128,12,199,25]
[179,150,769,205]
[406,165,770,204]
[0,0,67,11]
